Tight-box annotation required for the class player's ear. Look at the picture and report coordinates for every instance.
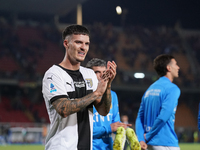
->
[63,39,69,48]
[166,65,171,72]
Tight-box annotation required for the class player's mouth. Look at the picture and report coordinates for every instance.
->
[78,51,85,56]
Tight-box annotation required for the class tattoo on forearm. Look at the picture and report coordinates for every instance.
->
[101,88,111,113]
[52,93,101,118]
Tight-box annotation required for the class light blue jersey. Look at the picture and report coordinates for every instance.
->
[136,76,180,147]
[93,90,120,150]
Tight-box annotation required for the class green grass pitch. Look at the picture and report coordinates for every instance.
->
[0,143,199,150]
[179,143,200,150]
[0,145,45,150]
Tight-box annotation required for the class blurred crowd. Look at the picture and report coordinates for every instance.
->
[0,17,200,88]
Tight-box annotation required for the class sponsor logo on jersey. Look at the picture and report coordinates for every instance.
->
[50,83,57,93]
[93,112,112,122]
[144,89,161,98]
[73,81,85,88]
[85,78,93,88]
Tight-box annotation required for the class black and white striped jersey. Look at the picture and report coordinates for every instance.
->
[42,65,98,150]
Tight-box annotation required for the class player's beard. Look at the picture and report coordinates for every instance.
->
[76,52,87,62]
[76,56,85,62]
[76,59,83,62]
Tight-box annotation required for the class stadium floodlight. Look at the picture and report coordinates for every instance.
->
[134,72,145,79]
[116,6,122,15]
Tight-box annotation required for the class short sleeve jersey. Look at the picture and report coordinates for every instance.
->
[42,65,98,150]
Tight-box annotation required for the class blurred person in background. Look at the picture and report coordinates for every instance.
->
[42,24,117,150]
[86,58,131,150]
[136,54,180,150]
[121,115,129,124]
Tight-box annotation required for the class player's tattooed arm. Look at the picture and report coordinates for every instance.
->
[94,60,116,115]
[52,92,102,118]
[94,85,111,116]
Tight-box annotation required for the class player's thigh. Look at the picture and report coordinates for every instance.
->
[148,145,180,150]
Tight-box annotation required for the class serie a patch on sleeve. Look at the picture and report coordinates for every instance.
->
[50,83,57,93]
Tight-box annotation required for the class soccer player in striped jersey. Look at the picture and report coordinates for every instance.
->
[42,25,116,150]
[136,54,181,150]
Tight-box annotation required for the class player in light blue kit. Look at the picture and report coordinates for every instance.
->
[86,58,132,150]
[135,54,180,150]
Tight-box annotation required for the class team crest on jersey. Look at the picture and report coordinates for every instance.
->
[85,78,93,88]
[50,83,57,93]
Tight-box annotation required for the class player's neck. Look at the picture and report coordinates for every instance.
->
[164,74,173,82]
[59,58,80,71]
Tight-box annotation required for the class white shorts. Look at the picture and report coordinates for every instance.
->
[147,145,180,150]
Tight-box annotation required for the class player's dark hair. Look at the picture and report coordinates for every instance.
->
[62,24,90,40]
[153,54,174,77]
[86,58,106,69]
